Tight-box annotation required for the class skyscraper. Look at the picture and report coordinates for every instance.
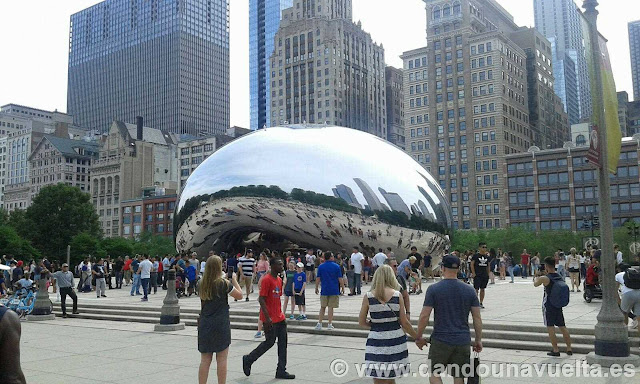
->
[269,0,387,138]
[250,0,293,131]
[405,0,535,230]
[534,0,592,124]
[67,0,230,136]
[630,20,640,101]
[385,66,405,149]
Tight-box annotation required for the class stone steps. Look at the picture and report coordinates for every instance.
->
[51,302,640,355]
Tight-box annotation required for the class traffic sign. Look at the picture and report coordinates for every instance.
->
[630,242,640,254]
[583,237,600,249]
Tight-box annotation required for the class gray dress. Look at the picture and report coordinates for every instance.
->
[198,280,233,353]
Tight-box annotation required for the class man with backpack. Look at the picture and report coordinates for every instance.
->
[616,264,640,333]
[534,256,573,357]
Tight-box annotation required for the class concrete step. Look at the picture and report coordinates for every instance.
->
[52,302,609,335]
[50,310,598,355]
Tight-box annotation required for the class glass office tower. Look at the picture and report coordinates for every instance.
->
[249,0,293,131]
[68,0,230,136]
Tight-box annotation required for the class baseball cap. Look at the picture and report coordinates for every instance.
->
[296,262,304,268]
[62,263,69,267]
[442,255,461,269]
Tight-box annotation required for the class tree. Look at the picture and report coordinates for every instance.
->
[100,237,133,259]
[70,232,101,265]
[0,225,41,260]
[7,209,31,239]
[131,232,175,257]
[25,184,102,259]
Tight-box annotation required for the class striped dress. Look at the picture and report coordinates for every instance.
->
[364,291,410,379]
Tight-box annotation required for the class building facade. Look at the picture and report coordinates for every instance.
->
[178,135,232,190]
[269,0,387,138]
[630,20,640,101]
[510,27,569,149]
[28,136,99,201]
[534,0,592,124]
[250,0,294,130]
[0,105,86,212]
[405,0,534,230]
[505,139,640,232]
[385,66,405,149]
[617,91,640,137]
[90,119,178,237]
[67,0,230,136]
[120,191,177,238]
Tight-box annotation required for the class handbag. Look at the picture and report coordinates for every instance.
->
[467,352,480,384]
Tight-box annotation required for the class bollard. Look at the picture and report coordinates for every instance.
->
[28,275,55,321]
[154,270,185,331]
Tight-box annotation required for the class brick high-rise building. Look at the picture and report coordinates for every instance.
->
[510,27,569,149]
[269,0,387,138]
[405,0,536,230]
[385,66,405,149]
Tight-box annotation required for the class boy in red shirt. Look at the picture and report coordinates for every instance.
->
[243,257,294,380]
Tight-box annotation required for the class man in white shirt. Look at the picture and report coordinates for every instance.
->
[162,255,171,290]
[349,246,364,295]
[614,245,624,266]
[616,265,640,331]
[372,248,387,273]
[138,255,153,302]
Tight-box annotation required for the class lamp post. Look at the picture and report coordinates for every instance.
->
[583,0,639,367]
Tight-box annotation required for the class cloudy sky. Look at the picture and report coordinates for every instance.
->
[1,0,638,128]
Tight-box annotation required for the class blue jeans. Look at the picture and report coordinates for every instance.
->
[354,273,361,294]
[130,274,141,295]
[521,265,528,278]
[507,266,514,282]
[557,265,566,280]
[141,278,150,299]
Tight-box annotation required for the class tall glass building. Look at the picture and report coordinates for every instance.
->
[67,0,230,136]
[630,20,640,102]
[249,0,292,131]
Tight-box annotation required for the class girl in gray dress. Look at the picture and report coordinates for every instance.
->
[198,255,243,384]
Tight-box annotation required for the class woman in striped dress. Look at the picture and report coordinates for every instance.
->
[359,265,419,382]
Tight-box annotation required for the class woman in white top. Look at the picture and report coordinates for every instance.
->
[567,248,581,292]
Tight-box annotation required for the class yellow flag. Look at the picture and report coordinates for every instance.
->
[592,35,622,174]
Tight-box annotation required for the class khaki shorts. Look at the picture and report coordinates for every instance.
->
[320,295,340,308]
[428,338,471,378]
[242,276,252,288]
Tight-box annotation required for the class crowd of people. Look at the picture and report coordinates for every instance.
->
[3,240,640,384]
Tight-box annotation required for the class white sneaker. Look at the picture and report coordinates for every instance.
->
[314,323,322,330]
[630,319,639,330]
[327,324,335,330]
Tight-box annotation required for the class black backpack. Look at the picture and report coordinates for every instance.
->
[624,268,640,290]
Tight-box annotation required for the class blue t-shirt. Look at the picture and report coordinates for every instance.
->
[423,279,480,346]
[186,265,197,281]
[316,260,342,296]
[131,260,140,273]
[398,259,411,279]
[293,272,306,291]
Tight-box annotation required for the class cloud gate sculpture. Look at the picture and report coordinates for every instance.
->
[175,125,452,257]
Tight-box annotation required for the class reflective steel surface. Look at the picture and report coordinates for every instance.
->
[175,125,452,255]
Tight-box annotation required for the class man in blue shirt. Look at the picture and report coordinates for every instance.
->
[130,255,142,296]
[416,255,483,383]
[314,252,343,330]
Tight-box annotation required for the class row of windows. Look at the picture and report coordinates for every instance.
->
[477,204,501,215]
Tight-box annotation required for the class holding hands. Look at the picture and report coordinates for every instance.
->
[415,337,428,350]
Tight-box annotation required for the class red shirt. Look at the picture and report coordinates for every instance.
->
[259,274,285,323]
[586,265,599,285]
[123,259,132,271]
[520,253,530,265]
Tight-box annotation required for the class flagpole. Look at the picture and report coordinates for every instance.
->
[583,0,639,367]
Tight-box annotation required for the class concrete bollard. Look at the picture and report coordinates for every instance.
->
[154,270,185,331]
[28,276,55,321]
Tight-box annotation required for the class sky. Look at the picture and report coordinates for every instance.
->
[0,0,638,129]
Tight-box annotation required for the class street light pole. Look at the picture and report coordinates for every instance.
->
[583,0,639,367]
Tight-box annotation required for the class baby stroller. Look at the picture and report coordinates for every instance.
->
[583,280,602,303]
[176,276,186,298]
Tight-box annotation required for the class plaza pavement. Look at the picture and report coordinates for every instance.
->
[56,276,605,328]
[21,318,639,384]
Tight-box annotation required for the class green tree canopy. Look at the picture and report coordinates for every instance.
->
[25,184,101,259]
[100,237,133,259]
[70,232,101,265]
[0,225,41,260]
